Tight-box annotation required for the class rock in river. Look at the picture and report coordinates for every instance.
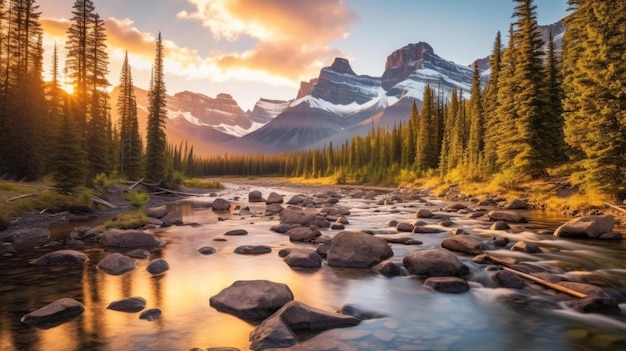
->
[96,253,136,275]
[554,215,616,239]
[424,277,470,293]
[326,230,393,268]
[4,228,50,250]
[210,280,294,320]
[283,249,322,268]
[146,258,170,275]
[107,296,146,312]
[234,245,272,255]
[403,249,469,277]
[21,298,84,329]
[100,228,164,249]
[441,236,483,255]
[30,250,88,265]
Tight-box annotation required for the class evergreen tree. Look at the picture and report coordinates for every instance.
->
[51,97,86,192]
[482,31,502,175]
[543,31,566,163]
[466,64,484,179]
[401,100,418,168]
[495,25,518,172]
[562,0,626,196]
[415,84,438,170]
[145,32,168,182]
[116,51,142,179]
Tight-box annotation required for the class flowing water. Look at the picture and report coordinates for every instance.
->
[1,182,626,351]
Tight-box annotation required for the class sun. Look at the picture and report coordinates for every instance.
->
[62,83,75,95]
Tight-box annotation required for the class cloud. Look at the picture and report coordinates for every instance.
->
[40,18,70,39]
[178,0,356,82]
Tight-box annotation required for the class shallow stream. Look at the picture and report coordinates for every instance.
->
[1,182,626,351]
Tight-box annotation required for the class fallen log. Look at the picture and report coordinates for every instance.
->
[92,196,117,209]
[604,202,626,214]
[128,178,145,191]
[8,193,37,202]
[502,266,588,298]
[156,187,203,197]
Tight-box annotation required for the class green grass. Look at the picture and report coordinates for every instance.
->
[104,209,148,229]
[124,190,150,207]
[183,178,224,189]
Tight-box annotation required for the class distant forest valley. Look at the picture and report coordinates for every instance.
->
[0,0,625,230]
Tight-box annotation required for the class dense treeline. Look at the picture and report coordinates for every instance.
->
[196,0,626,199]
[0,0,192,191]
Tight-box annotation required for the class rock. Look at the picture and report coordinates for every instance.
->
[372,260,403,276]
[266,203,284,214]
[145,206,168,219]
[266,192,284,204]
[270,223,293,234]
[161,211,183,226]
[554,215,615,239]
[567,297,620,314]
[126,249,150,259]
[383,237,423,245]
[197,246,217,255]
[107,296,146,312]
[65,238,85,249]
[146,258,169,275]
[504,199,528,209]
[424,277,470,293]
[441,236,483,255]
[326,231,394,268]
[5,228,50,250]
[283,249,322,268]
[249,190,265,202]
[286,195,306,205]
[21,298,85,329]
[402,249,469,277]
[336,304,387,320]
[413,226,445,234]
[212,198,231,212]
[416,208,434,218]
[473,253,517,266]
[558,282,610,297]
[234,245,272,255]
[510,241,542,253]
[330,223,345,230]
[69,205,92,214]
[280,208,317,226]
[100,228,164,249]
[286,227,320,242]
[249,301,360,350]
[487,210,528,223]
[490,221,511,230]
[599,231,622,240]
[385,219,399,227]
[493,270,526,288]
[96,253,136,275]
[224,229,248,236]
[30,250,88,265]
[440,218,455,227]
[396,222,414,232]
[315,241,331,258]
[442,203,466,212]
[139,308,162,321]
[210,280,294,320]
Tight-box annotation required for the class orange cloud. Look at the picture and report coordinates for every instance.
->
[41,18,70,39]
[178,0,356,82]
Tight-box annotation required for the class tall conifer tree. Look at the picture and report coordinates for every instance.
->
[482,31,502,175]
[117,51,142,179]
[145,32,168,182]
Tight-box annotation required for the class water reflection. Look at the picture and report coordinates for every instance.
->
[2,184,626,350]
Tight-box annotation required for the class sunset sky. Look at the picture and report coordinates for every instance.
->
[39,0,568,110]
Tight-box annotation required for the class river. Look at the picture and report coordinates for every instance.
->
[1,181,626,351]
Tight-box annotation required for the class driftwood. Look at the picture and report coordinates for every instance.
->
[502,266,588,298]
[604,202,626,214]
[128,178,145,191]
[8,193,37,202]
[92,196,117,209]
[155,186,203,197]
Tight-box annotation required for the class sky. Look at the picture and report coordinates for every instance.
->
[39,0,569,111]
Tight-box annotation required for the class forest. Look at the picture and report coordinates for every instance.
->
[0,0,625,200]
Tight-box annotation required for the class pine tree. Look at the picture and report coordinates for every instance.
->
[482,31,502,175]
[466,64,484,179]
[543,31,566,163]
[145,32,168,182]
[401,100,418,168]
[117,51,142,179]
[51,98,86,192]
[562,0,626,197]
[415,85,438,171]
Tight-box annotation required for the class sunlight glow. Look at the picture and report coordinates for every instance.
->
[62,83,75,95]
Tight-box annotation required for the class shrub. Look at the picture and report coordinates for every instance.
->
[124,190,149,207]
[104,209,148,229]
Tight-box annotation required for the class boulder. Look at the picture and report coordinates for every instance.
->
[100,228,164,249]
[266,192,284,204]
[566,297,621,314]
[336,304,387,320]
[326,231,394,268]
[280,208,317,226]
[487,210,528,223]
[510,241,542,253]
[234,245,272,255]
[145,206,168,219]
[270,223,294,234]
[96,253,136,275]
[396,223,415,232]
[322,206,351,217]
[504,199,528,210]
[402,249,469,277]
[266,203,284,214]
[212,198,231,212]
[286,195,306,205]
[441,236,483,255]
[424,277,470,293]
[146,258,169,275]
[21,298,85,329]
[249,190,265,202]
[210,280,294,320]
[197,246,217,255]
[139,308,162,321]
[383,237,423,245]
[283,249,322,268]
[126,249,151,259]
[161,211,183,226]
[554,215,615,239]
[30,250,88,266]
[372,260,403,276]
[330,223,345,230]
[558,282,610,297]
[442,203,467,212]
[416,209,434,218]
[286,227,320,242]
[224,229,248,236]
[490,221,511,230]
[249,301,360,351]
[5,228,50,250]
[493,270,526,288]
[107,296,146,312]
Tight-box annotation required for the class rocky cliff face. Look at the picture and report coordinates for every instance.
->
[169,91,250,129]
[382,42,433,91]
[296,78,318,99]
[311,58,381,105]
[248,98,292,124]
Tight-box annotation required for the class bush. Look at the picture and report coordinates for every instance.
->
[104,209,148,229]
[124,190,149,207]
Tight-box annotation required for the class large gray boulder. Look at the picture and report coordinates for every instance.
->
[249,301,360,351]
[100,228,164,249]
[21,298,84,329]
[212,198,231,211]
[286,227,320,242]
[280,208,317,226]
[145,205,168,219]
[554,215,615,239]
[249,190,265,202]
[96,253,136,275]
[5,228,50,250]
[487,211,527,223]
[424,277,470,293]
[210,280,294,320]
[326,231,393,268]
[161,211,183,226]
[283,249,322,268]
[30,250,89,265]
[441,236,483,255]
[566,297,620,314]
[107,296,146,312]
[266,192,284,204]
[403,249,469,277]
[146,258,169,275]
